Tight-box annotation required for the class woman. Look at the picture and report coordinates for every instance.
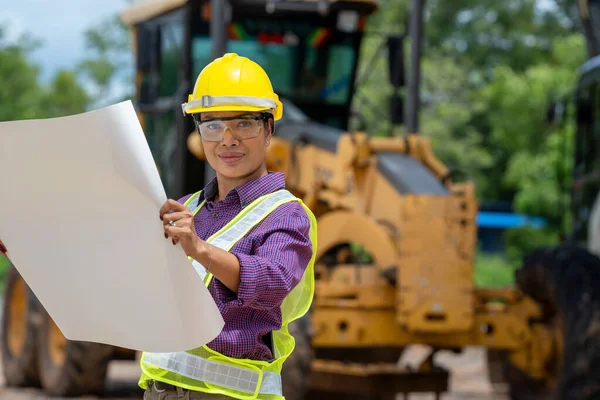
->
[139,53,317,400]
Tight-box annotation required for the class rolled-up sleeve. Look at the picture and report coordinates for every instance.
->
[230,205,313,310]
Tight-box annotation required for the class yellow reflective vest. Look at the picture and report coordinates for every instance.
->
[138,188,317,400]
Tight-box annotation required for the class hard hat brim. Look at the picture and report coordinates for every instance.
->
[183,104,282,121]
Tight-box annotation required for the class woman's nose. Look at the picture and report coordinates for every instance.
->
[221,128,238,146]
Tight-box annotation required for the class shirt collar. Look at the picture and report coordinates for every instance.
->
[201,176,220,203]
[198,172,286,208]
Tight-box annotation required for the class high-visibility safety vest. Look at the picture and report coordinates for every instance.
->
[138,188,317,400]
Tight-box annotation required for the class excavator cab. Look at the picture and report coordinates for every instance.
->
[120,0,380,199]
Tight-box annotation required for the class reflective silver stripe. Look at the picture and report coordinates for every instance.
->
[187,191,295,279]
[209,190,296,251]
[190,199,206,216]
[182,95,276,115]
[184,191,203,211]
[186,191,295,278]
[143,352,282,396]
[191,259,208,281]
[188,198,209,280]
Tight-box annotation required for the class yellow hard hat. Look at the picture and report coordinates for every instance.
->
[181,53,283,121]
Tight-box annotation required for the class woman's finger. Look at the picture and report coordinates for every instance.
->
[159,200,174,218]
[159,199,187,220]
[162,211,192,226]
[164,225,192,238]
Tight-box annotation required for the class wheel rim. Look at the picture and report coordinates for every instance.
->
[48,317,67,367]
[7,276,27,357]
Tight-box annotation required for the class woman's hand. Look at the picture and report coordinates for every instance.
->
[159,199,241,292]
[160,199,205,258]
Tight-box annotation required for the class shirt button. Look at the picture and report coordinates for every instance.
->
[212,213,219,217]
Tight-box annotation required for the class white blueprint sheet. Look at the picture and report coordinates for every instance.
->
[0,101,224,353]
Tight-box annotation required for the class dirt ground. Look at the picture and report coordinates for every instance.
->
[0,359,143,400]
[0,346,509,400]
[401,346,509,400]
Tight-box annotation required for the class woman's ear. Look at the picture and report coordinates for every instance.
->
[265,118,274,145]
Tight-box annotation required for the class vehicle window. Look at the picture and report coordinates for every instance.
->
[227,41,296,95]
[191,18,357,106]
[159,14,185,97]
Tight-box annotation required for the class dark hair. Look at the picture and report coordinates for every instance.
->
[262,112,274,134]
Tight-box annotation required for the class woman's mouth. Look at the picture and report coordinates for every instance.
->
[218,152,245,165]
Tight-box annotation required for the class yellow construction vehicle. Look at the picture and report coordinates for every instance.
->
[2,0,600,399]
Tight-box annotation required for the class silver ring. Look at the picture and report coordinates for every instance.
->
[169,220,176,227]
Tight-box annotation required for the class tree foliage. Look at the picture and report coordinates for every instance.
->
[0,11,132,123]
[349,0,588,261]
[483,34,585,225]
[77,14,133,107]
[0,28,90,121]
[356,0,584,224]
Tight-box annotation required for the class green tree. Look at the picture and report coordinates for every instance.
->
[44,70,90,117]
[352,1,587,262]
[419,54,494,188]
[78,14,134,108]
[485,34,585,228]
[0,27,46,121]
[0,26,91,121]
[354,1,584,197]
[424,0,580,72]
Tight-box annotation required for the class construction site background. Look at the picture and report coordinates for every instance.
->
[0,0,594,399]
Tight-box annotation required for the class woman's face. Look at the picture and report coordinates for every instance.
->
[198,111,272,180]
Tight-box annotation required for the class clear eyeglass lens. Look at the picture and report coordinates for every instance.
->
[198,118,262,141]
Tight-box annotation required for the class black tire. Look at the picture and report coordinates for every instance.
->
[511,245,600,400]
[282,313,314,400]
[504,360,551,400]
[1,266,42,387]
[37,307,114,397]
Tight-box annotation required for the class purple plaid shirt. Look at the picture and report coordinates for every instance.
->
[178,172,312,361]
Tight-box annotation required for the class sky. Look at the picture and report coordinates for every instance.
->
[2,0,131,83]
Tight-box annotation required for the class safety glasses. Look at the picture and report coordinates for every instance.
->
[193,114,269,142]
